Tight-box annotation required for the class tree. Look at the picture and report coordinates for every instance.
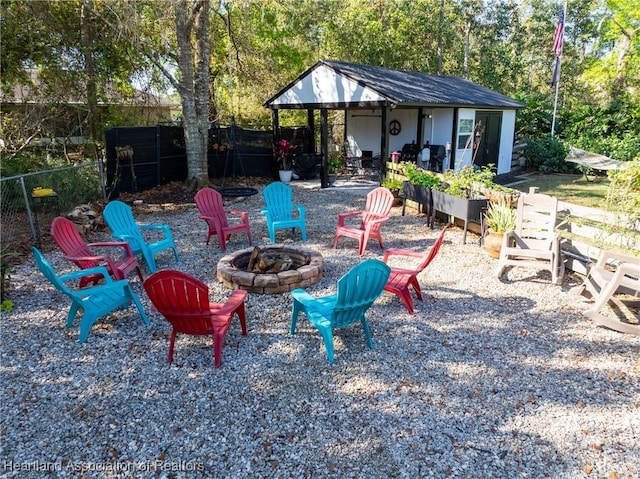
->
[174,0,211,186]
[80,0,213,187]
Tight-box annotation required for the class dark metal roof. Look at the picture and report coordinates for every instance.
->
[265,60,525,110]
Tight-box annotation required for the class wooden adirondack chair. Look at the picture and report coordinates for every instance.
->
[333,187,394,256]
[496,188,565,285]
[143,270,248,368]
[290,259,390,363]
[51,216,143,288]
[575,250,639,335]
[103,200,179,273]
[261,182,307,243]
[194,187,252,251]
[31,247,149,343]
[382,226,447,314]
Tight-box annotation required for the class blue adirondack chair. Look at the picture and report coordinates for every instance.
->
[290,259,391,363]
[103,200,179,273]
[31,247,149,343]
[261,182,307,243]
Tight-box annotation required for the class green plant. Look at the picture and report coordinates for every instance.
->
[402,162,441,188]
[441,165,498,198]
[524,136,576,173]
[381,177,402,191]
[485,200,516,233]
[1,248,19,312]
[275,139,295,170]
[599,160,640,251]
[328,155,343,174]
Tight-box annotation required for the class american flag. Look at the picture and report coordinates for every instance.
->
[552,10,564,57]
[550,9,564,87]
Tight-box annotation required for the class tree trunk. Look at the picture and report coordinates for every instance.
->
[437,0,444,75]
[612,26,632,100]
[80,4,98,159]
[174,0,210,187]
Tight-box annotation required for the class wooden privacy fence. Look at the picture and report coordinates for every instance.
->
[386,161,639,275]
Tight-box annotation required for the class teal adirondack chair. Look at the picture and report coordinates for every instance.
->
[103,200,179,273]
[261,182,307,243]
[31,247,149,343]
[290,259,391,363]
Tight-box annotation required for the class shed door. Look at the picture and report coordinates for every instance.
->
[474,111,502,169]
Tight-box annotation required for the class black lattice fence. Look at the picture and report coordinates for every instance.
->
[105,125,188,199]
[104,125,314,197]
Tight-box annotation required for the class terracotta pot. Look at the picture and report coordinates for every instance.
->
[484,230,504,259]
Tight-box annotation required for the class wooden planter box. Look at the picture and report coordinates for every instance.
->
[401,181,432,216]
[431,190,488,244]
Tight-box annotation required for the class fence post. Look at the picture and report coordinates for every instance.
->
[20,176,38,244]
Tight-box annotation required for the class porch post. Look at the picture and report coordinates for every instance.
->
[417,107,424,148]
[272,110,279,178]
[307,109,315,152]
[320,109,328,188]
[380,106,390,180]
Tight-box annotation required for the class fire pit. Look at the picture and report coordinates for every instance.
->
[217,245,324,294]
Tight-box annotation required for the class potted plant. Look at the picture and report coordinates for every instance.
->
[115,145,134,160]
[381,177,404,206]
[327,155,343,185]
[275,139,295,182]
[483,199,517,258]
[114,145,137,191]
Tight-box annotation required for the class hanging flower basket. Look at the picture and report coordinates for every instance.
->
[116,146,134,161]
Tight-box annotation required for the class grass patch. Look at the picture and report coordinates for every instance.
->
[511,172,610,208]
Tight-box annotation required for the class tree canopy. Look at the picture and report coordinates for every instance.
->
[1,0,638,177]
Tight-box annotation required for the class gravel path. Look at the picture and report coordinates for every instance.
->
[2,180,638,479]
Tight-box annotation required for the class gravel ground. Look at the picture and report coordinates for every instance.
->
[1,179,639,479]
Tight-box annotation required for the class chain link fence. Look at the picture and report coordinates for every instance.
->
[1,161,106,248]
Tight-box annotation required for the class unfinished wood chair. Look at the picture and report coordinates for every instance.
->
[496,187,565,285]
[575,250,639,335]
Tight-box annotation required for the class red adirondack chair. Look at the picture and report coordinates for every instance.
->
[51,216,143,288]
[194,187,252,251]
[333,187,395,256]
[143,270,248,368]
[382,226,447,314]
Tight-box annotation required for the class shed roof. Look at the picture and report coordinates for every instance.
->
[265,60,525,110]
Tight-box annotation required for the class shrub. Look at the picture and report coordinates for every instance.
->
[524,136,577,173]
[1,248,19,312]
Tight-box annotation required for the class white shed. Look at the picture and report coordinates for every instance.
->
[264,60,525,187]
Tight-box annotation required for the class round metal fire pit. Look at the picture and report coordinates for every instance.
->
[217,245,324,294]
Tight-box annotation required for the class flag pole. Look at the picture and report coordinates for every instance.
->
[551,0,567,138]
[551,65,561,138]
